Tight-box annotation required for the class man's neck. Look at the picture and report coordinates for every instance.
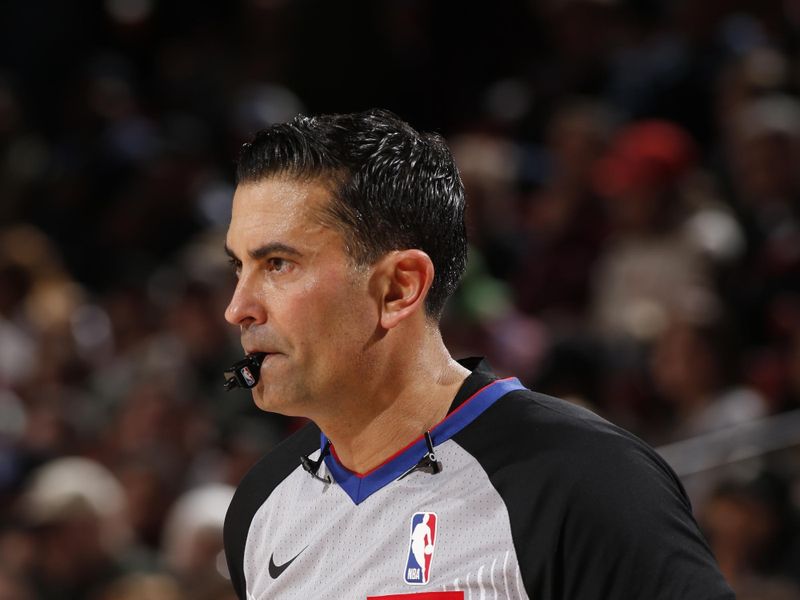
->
[315,334,470,474]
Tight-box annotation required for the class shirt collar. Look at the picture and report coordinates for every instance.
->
[320,357,524,505]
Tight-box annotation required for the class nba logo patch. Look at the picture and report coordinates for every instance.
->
[241,366,256,387]
[404,512,437,585]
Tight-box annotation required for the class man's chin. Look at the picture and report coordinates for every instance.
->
[251,388,306,418]
[252,390,280,414]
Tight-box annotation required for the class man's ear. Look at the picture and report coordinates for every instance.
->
[372,249,434,330]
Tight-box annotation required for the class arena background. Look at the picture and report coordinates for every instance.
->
[1,1,800,598]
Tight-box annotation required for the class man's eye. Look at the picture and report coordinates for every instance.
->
[267,257,290,272]
[228,258,241,276]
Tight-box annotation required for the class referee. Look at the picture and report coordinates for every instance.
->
[221,109,733,599]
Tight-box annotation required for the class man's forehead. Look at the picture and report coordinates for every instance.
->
[229,177,335,230]
[227,177,344,251]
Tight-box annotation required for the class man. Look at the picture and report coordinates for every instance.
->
[222,109,733,599]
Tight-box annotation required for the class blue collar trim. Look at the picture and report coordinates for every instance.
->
[321,377,525,505]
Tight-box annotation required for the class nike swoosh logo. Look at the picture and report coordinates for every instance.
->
[268,546,308,579]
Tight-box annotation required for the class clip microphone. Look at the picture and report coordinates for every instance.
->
[223,352,267,391]
[399,431,443,480]
[301,440,332,484]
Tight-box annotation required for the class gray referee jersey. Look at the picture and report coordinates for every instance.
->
[224,358,734,600]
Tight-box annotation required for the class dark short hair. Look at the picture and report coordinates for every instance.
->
[236,109,467,318]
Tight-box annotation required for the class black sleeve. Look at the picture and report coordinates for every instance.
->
[223,422,320,599]
[455,391,735,600]
[550,431,734,599]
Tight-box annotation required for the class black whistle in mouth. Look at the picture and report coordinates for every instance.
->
[223,352,267,391]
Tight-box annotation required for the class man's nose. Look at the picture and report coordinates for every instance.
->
[225,275,267,326]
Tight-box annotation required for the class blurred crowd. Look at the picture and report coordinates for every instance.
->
[1,0,800,598]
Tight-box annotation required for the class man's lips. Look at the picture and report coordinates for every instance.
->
[243,345,279,356]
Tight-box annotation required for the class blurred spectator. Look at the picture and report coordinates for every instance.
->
[532,335,605,412]
[442,246,549,384]
[449,132,525,280]
[511,99,613,326]
[649,319,767,442]
[0,225,86,387]
[113,455,178,554]
[16,457,130,600]
[721,94,800,348]
[0,567,33,600]
[589,119,735,344]
[162,484,234,598]
[701,471,800,594]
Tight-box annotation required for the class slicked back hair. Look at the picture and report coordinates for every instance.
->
[236,109,467,319]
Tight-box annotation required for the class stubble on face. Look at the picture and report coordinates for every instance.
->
[226,177,380,419]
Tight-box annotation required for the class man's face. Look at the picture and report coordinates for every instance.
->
[224,177,378,416]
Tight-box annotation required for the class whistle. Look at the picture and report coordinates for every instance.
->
[223,352,267,391]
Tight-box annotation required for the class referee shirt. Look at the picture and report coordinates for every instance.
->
[224,358,733,599]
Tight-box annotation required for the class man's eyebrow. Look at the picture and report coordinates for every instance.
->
[249,242,303,260]
[224,243,303,261]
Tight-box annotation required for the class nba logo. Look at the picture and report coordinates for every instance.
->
[404,512,437,585]
[241,366,256,387]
